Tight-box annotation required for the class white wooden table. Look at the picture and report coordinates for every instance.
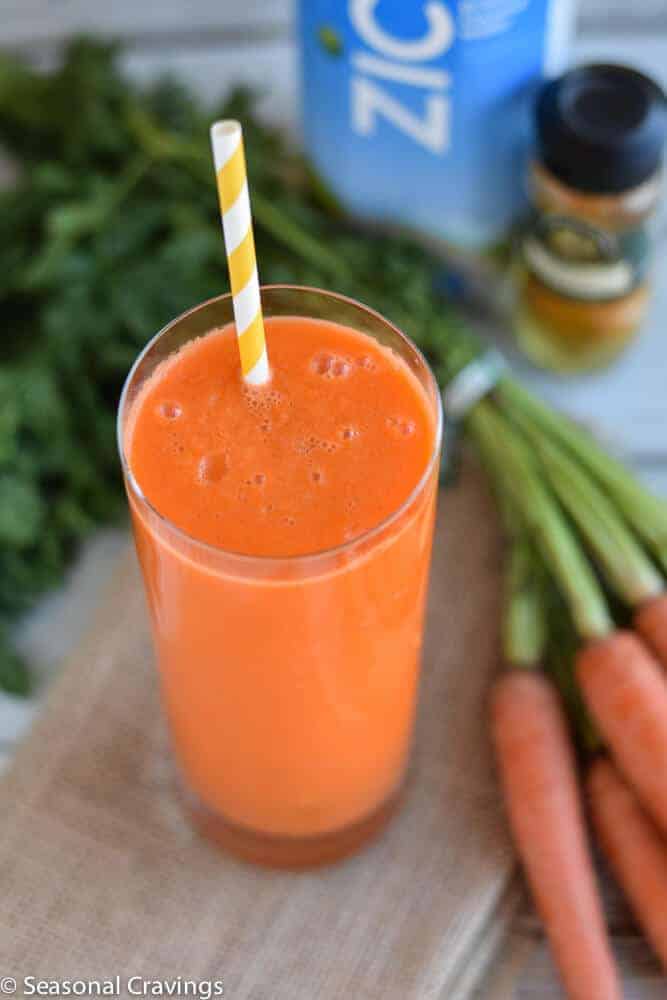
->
[1,3,667,996]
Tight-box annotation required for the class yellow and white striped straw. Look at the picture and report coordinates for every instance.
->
[210,120,270,385]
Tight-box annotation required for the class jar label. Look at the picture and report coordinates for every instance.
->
[519,214,650,301]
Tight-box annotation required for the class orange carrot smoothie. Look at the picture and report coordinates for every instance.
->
[119,287,441,866]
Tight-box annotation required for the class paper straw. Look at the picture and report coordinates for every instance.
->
[210,120,270,385]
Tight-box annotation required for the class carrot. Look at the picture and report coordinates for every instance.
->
[589,757,667,971]
[635,593,667,669]
[577,631,667,834]
[492,671,621,1000]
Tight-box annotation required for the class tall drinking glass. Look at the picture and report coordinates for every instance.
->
[118,286,442,867]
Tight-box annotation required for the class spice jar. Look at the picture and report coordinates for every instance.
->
[513,64,666,373]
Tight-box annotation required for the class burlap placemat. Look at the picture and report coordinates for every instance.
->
[0,464,519,999]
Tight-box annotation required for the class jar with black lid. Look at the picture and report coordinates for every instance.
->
[513,63,666,373]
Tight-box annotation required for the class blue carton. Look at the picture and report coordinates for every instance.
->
[299,0,574,251]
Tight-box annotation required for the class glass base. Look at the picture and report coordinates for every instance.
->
[182,784,404,869]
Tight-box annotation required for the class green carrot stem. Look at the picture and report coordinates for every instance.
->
[509,416,664,607]
[467,401,613,641]
[474,413,599,746]
[546,620,601,754]
[497,379,667,574]
[487,465,546,668]
[503,531,547,668]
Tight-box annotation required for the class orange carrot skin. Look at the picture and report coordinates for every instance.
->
[589,757,667,971]
[492,671,621,1000]
[577,631,667,834]
[635,594,667,670]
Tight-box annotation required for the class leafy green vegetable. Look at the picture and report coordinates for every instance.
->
[0,39,470,693]
[0,626,32,696]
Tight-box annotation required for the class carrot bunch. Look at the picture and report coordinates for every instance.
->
[466,387,667,998]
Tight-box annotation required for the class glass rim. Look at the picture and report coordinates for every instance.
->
[117,284,443,567]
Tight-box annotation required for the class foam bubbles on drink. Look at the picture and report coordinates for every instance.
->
[311,353,333,376]
[243,385,284,413]
[295,435,338,456]
[339,425,360,442]
[197,452,229,484]
[159,401,182,421]
[310,352,352,379]
[242,473,266,488]
[386,416,416,438]
[294,436,315,455]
